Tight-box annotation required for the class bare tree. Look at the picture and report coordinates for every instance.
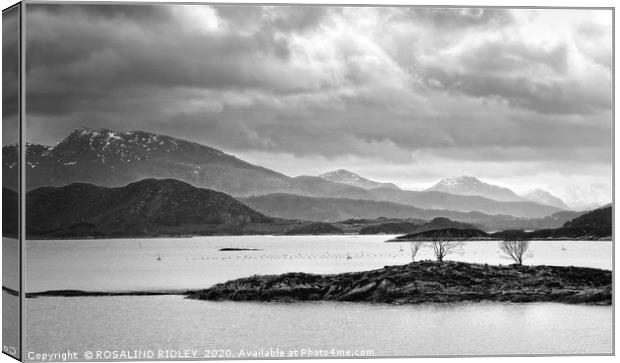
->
[499,240,530,265]
[431,238,463,263]
[409,242,424,262]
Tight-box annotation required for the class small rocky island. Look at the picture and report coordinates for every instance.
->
[187,261,611,305]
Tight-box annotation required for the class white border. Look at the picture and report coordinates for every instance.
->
[0,2,616,363]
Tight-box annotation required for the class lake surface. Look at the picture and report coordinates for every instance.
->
[23,236,613,359]
[26,297,612,356]
[25,236,612,292]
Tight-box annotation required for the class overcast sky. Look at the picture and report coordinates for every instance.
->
[24,5,612,209]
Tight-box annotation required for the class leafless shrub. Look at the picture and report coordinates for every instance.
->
[431,238,463,262]
[410,242,424,262]
[499,240,530,265]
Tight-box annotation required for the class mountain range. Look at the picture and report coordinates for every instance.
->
[16,178,610,239]
[3,127,572,219]
[317,172,570,211]
[239,193,583,230]
[425,176,569,210]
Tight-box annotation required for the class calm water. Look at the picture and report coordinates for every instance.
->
[25,236,612,292]
[23,236,613,359]
[26,297,612,356]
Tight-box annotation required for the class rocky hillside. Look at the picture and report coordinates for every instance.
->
[26,178,273,238]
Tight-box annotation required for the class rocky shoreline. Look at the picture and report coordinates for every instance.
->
[186,261,612,305]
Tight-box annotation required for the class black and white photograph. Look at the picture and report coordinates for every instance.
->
[0,1,615,361]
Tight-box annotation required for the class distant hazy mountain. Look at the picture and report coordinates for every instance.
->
[521,189,569,210]
[426,176,525,202]
[240,193,563,226]
[26,178,272,238]
[368,188,559,218]
[319,169,400,190]
[240,193,495,223]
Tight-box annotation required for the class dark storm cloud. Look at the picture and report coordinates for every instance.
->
[26,4,324,116]
[415,34,611,115]
[423,67,610,115]
[24,5,612,174]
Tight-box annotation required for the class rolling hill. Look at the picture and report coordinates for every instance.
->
[26,178,273,238]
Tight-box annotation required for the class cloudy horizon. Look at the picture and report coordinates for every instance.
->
[23,4,612,209]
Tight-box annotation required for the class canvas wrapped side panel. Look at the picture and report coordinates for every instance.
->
[2,2,22,360]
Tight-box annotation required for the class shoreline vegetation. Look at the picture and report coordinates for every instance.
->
[23,261,612,305]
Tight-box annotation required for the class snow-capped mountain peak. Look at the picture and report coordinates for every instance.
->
[49,127,233,165]
[318,169,400,190]
[426,175,525,202]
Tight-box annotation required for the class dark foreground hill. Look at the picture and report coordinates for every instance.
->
[493,206,612,241]
[187,261,611,305]
[26,179,274,238]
